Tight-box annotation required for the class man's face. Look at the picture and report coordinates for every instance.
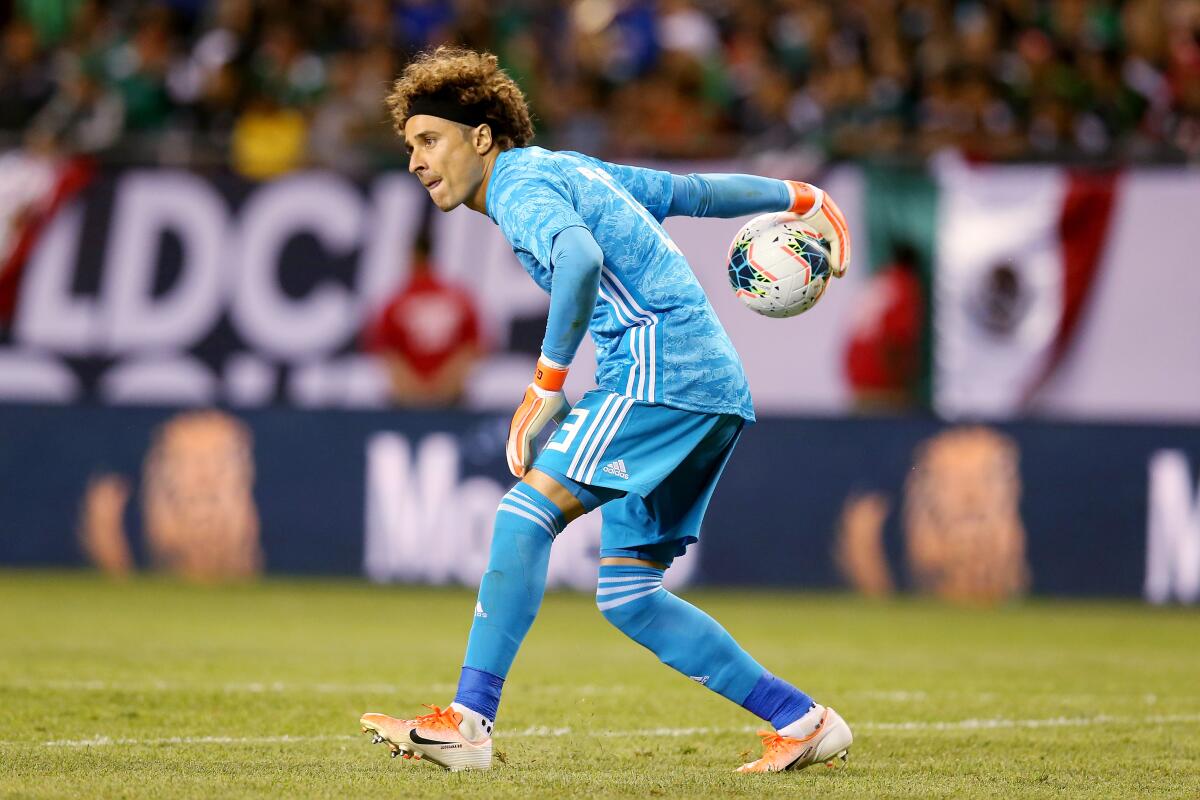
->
[404,115,486,211]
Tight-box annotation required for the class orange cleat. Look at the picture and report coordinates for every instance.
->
[360,704,492,771]
[736,705,853,773]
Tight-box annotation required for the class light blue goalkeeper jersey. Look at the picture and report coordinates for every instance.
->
[486,146,754,422]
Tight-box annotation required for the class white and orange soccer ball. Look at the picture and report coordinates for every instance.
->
[726,212,834,318]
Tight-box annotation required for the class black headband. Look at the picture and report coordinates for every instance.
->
[407,92,492,128]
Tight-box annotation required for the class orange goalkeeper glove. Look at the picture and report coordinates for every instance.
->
[506,356,571,478]
[784,181,852,278]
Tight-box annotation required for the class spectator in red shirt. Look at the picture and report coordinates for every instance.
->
[363,231,483,407]
[844,243,924,411]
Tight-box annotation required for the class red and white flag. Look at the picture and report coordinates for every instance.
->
[931,156,1118,418]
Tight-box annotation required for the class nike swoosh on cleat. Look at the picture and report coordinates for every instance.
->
[409,730,455,746]
[784,745,814,769]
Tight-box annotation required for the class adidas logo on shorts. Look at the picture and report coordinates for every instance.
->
[602,459,629,479]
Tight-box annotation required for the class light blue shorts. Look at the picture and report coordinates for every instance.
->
[534,390,744,565]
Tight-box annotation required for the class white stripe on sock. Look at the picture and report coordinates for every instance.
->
[596,581,662,596]
[597,575,663,584]
[596,585,664,611]
[505,491,559,533]
[498,504,557,539]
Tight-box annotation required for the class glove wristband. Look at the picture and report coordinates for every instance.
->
[784,180,824,219]
[533,356,569,392]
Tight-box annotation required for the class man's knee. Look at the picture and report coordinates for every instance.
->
[595,564,665,631]
[525,468,624,521]
[521,470,585,523]
[495,482,568,542]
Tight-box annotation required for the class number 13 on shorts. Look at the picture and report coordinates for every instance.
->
[545,408,590,454]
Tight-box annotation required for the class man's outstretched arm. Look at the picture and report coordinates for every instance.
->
[668,173,851,277]
[667,173,792,219]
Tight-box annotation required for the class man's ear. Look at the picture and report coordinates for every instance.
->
[473,123,494,154]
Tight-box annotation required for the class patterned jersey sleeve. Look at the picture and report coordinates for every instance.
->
[492,174,588,268]
[598,161,675,222]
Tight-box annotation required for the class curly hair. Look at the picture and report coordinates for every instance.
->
[386,47,534,150]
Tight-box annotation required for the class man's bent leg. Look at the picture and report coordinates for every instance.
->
[452,471,591,735]
[361,471,594,767]
[596,555,814,732]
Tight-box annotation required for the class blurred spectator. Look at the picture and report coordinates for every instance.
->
[844,242,925,411]
[250,20,324,108]
[309,46,396,173]
[230,91,307,179]
[363,212,483,407]
[0,17,55,131]
[2,0,1200,167]
[16,0,83,47]
[309,51,369,173]
[102,6,175,132]
[27,60,124,153]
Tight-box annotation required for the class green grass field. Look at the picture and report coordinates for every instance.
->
[1,571,1198,799]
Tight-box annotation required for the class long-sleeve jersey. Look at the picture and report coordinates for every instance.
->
[486,146,795,422]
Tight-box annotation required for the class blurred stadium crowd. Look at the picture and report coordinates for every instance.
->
[1,0,1199,175]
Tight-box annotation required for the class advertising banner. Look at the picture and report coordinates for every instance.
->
[1,161,1196,421]
[0,163,863,414]
[2,405,1197,600]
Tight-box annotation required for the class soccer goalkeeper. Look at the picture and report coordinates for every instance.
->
[361,47,853,774]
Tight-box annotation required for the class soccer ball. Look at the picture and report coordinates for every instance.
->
[726,212,833,318]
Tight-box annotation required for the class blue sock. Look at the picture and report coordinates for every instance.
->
[454,667,505,722]
[597,564,804,715]
[455,483,566,720]
[741,671,815,730]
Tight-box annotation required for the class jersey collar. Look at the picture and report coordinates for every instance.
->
[484,148,517,223]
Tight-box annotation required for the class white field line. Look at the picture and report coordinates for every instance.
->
[8,713,1199,749]
[846,690,1178,706]
[579,713,1200,738]
[2,679,459,694]
[2,679,634,696]
[39,735,358,748]
[3,680,1184,707]
[860,713,1200,731]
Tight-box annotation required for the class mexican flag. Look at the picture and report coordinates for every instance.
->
[864,156,1118,418]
